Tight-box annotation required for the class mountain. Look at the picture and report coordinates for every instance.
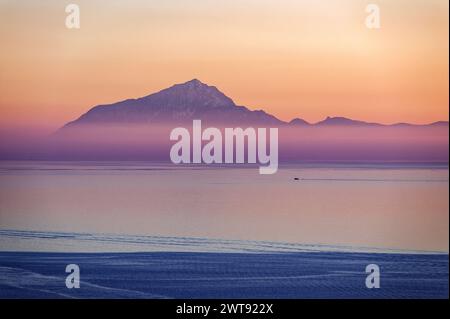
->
[5,78,445,161]
[429,121,450,127]
[60,79,448,131]
[289,118,310,126]
[62,79,283,129]
[316,116,381,126]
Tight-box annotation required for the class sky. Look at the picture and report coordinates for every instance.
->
[0,0,448,132]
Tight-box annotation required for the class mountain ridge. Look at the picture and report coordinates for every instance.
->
[61,79,449,130]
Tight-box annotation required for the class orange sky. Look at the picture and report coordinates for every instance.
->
[0,0,448,131]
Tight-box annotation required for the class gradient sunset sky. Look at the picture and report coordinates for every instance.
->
[0,0,448,132]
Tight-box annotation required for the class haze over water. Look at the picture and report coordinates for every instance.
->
[0,161,447,253]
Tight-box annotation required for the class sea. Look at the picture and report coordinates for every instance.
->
[0,161,448,298]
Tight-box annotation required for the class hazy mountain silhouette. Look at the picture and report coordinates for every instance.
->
[31,79,446,163]
[288,118,311,126]
[62,79,283,129]
[60,79,448,131]
[315,116,381,126]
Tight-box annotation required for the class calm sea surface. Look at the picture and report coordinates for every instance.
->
[0,161,448,252]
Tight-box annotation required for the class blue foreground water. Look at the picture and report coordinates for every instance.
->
[0,231,448,299]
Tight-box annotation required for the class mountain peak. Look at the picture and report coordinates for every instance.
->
[151,78,236,109]
[184,78,204,85]
[174,78,208,89]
